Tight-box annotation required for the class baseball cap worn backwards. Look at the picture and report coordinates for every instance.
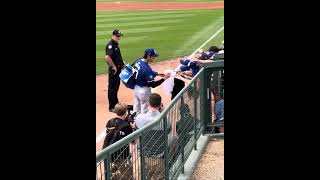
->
[144,48,159,57]
[112,29,123,37]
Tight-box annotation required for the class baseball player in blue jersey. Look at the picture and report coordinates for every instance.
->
[133,48,169,114]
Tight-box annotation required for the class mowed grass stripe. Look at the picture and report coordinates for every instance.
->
[96,9,224,75]
[96,13,195,23]
[96,19,183,29]
[97,10,223,49]
[96,21,223,40]
[96,36,149,45]
[174,16,224,56]
[96,26,168,36]
[97,20,223,41]
[96,10,189,18]
[96,23,223,72]
[96,31,223,65]
[201,30,224,52]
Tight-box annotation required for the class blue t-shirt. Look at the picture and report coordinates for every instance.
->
[134,58,158,87]
[198,51,214,60]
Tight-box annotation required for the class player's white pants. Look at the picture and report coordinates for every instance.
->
[133,85,151,114]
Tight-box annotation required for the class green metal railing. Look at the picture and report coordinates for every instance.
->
[202,60,224,134]
[96,60,224,180]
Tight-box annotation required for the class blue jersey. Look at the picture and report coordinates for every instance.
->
[180,59,200,77]
[179,51,215,77]
[134,58,158,87]
[198,51,214,60]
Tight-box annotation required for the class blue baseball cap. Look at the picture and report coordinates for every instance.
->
[144,48,159,57]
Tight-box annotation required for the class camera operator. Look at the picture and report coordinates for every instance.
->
[102,102,134,179]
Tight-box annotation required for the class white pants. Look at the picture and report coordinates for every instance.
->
[133,85,151,114]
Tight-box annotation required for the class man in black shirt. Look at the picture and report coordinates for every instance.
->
[102,102,134,179]
[105,29,125,112]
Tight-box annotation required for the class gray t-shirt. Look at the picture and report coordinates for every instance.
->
[135,111,160,129]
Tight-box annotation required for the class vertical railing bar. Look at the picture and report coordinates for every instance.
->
[180,95,185,174]
[105,152,111,180]
[163,115,170,180]
[193,80,197,150]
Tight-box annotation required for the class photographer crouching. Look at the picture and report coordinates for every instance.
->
[102,102,135,179]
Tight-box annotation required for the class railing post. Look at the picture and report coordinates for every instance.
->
[139,135,146,180]
[180,96,185,174]
[218,70,221,97]
[105,153,111,180]
[200,68,208,134]
[193,80,197,150]
[163,116,170,180]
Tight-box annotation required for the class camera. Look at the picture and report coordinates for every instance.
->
[159,103,164,112]
[125,105,136,124]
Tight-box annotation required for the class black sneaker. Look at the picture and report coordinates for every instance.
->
[109,108,116,113]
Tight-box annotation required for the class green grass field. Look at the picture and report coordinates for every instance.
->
[96,9,224,74]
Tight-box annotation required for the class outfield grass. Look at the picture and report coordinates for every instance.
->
[96,9,224,74]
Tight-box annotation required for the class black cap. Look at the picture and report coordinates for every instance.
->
[112,29,123,37]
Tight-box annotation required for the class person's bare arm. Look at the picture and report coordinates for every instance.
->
[188,53,202,61]
[194,59,214,64]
